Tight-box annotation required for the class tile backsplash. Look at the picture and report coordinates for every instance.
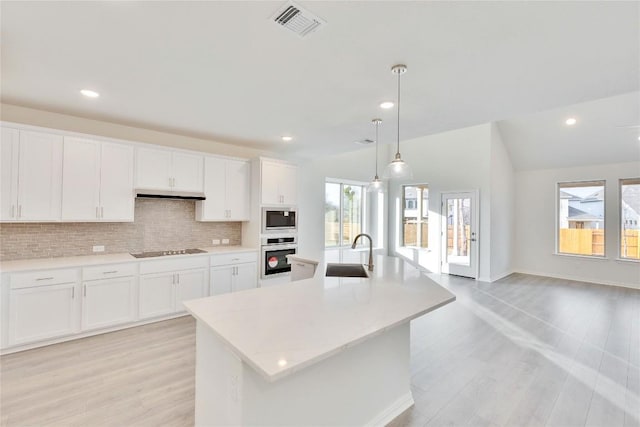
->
[0,199,242,261]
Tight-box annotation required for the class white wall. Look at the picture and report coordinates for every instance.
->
[1,103,271,158]
[489,123,516,281]
[387,124,494,280]
[297,147,388,263]
[514,161,640,289]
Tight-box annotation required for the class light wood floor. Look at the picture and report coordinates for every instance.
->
[1,273,639,427]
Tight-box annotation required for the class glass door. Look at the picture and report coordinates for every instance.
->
[441,191,478,279]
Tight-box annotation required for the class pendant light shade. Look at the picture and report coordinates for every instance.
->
[367,119,385,193]
[384,64,413,180]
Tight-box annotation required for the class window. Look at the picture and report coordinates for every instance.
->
[620,178,640,260]
[325,181,366,247]
[402,184,429,248]
[558,181,605,256]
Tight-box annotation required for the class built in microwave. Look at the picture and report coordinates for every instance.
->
[262,208,297,233]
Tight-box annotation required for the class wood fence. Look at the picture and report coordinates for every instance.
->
[325,222,361,246]
[559,229,640,259]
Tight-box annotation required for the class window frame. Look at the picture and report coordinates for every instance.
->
[619,178,640,262]
[556,180,606,258]
[324,178,368,248]
[401,184,429,249]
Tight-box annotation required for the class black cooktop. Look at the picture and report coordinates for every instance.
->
[130,248,207,258]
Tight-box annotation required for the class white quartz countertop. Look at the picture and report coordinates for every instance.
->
[0,246,257,273]
[184,254,456,382]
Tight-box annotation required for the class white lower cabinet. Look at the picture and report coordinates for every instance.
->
[138,256,208,319]
[139,273,176,319]
[210,252,258,295]
[139,265,208,319]
[8,282,78,346]
[1,253,261,352]
[81,276,136,331]
[175,269,208,312]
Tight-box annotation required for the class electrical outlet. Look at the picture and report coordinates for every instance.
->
[92,245,105,253]
[222,238,230,245]
[212,239,220,245]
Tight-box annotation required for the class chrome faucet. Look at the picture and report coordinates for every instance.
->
[351,233,374,271]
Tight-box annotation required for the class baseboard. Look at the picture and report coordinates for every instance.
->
[514,269,640,290]
[1,312,190,355]
[490,270,515,282]
[367,391,414,427]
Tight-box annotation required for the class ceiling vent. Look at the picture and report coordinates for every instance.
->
[271,1,326,38]
[354,139,375,146]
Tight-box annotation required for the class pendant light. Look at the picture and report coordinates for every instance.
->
[367,118,385,193]
[384,64,413,180]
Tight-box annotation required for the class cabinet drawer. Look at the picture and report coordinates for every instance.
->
[10,269,78,289]
[139,255,208,275]
[82,263,136,281]
[211,251,257,267]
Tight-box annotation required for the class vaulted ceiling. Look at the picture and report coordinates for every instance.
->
[1,1,638,161]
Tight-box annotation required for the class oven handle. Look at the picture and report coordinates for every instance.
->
[262,244,298,252]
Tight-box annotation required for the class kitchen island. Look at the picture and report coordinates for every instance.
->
[183,254,455,426]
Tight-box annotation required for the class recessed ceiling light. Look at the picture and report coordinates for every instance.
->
[281,136,293,142]
[565,117,577,126]
[80,89,100,98]
[278,359,287,367]
[380,101,394,109]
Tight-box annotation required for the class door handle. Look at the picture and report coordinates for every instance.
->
[101,207,104,218]
[96,207,99,218]
[83,284,87,297]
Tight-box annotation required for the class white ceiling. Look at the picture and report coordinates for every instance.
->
[498,92,640,171]
[1,1,638,160]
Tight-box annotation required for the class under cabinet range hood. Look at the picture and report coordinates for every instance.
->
[135,189,206,200]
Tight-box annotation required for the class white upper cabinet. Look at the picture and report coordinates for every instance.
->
[99,143,135,221]
[197,156,250,221]
[225,159,250,219]
[1,128,63,222]
[261,159,297,206]
[172,152,204,192]
[0,128,19,221]
[62,137,134,221]
[136,147,172,190]
[136,147,203,192]
[61,137,101,220]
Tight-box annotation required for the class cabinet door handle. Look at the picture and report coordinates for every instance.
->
[96,207,99,218]
[83,284,87,297]
[36,277,54,281]
[17,205,21,218]
[103,271,118,274]
[176,273,179,284]
[296,263,305,267]
[101,207,104,218]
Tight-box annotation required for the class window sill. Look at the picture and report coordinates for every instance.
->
[400,246,431,252]
[615,257,640,263]
[553,252,608,260]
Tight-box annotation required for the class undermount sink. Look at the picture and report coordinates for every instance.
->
[325,263,369,278]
